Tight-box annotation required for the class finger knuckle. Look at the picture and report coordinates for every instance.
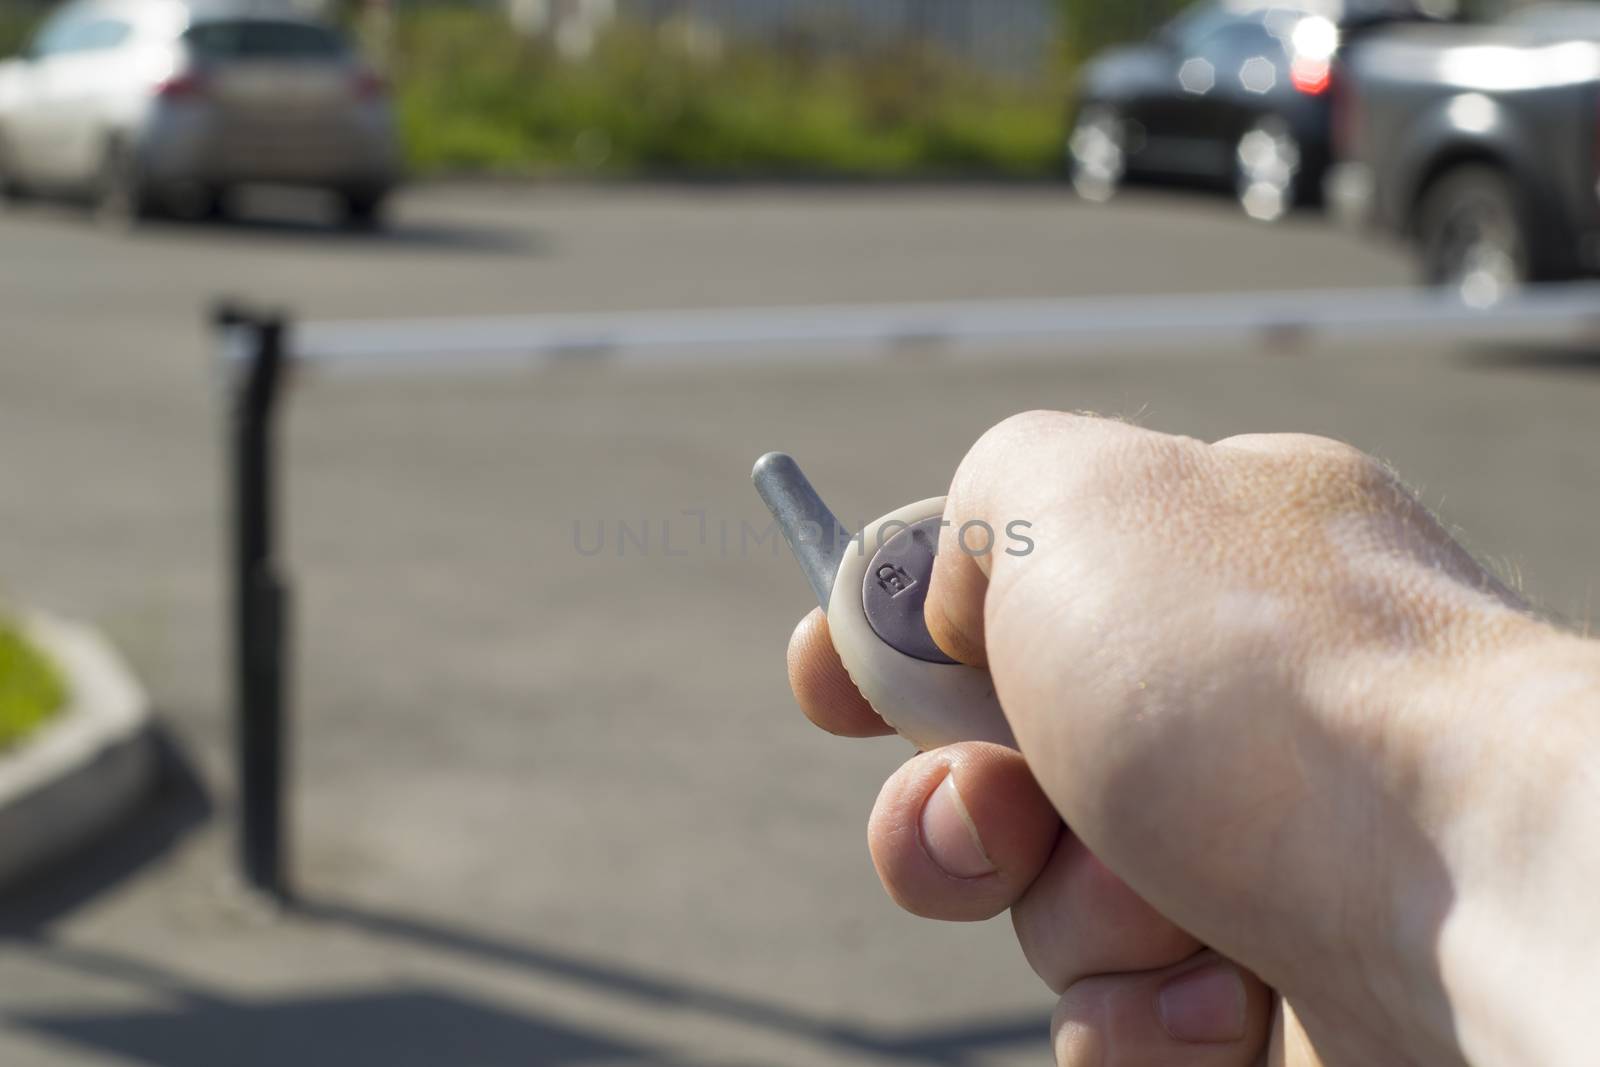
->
[1221,433,1406,513]
[981,411,1195,490]
[1288,434,1377,470]
[1117,431,1204,487]
[1064,432,1207,513]
[1292,439,1405,507]
[1243,433,1379,477]
[967,410,1123,465]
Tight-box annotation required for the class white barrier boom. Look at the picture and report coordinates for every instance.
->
[280,283,1600,373]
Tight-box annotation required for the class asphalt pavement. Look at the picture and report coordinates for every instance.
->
[0,183,1596,1067]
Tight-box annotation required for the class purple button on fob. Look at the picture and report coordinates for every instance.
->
[861,517,957,666]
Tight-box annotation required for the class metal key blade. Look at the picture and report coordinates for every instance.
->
[752,452,853,611]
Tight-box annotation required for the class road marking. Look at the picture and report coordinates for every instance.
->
[275,284,1600,374]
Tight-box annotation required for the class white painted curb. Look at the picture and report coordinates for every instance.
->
[0,615,157,892]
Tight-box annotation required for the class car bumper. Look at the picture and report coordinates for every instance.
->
[138,101,402,190]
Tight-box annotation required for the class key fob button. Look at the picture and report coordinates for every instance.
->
[862,517,957,665]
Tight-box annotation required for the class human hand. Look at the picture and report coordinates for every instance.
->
[788,412,1600,1066]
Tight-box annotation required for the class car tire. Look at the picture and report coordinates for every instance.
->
[172,183,226,222]
[1235,117,1301,223]
[1066,104,1127,203]
[93,138,153,230]
[201,186,229,222]
[339,189,389,231]
[1415,164,1536,305]
[0,133,26,206]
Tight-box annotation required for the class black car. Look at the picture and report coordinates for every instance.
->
[1330,2,1600,298]
[1067,0,1451,220]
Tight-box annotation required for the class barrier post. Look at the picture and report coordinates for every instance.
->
[215,303,292,901]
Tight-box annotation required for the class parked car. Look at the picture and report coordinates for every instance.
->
[0,0,401,227]
[1066,0,1453,220]
[1328,2,1600,300]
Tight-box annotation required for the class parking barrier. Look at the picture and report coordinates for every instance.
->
[211,281,1599,899]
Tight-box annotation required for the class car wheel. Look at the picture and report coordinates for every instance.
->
[165,182,225,222]
[93,139,153,229]
[1067,105,1127,203]
[1235,117,1301,222]
[339,189,389,231]
[1416,164,1531,306]
[0,133,26,206]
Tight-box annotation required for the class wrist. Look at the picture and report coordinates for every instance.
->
[1428,631,1600,1066]
[1293,618,1600,1065]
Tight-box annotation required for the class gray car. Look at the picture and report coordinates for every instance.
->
[0,0,402,226]
[1329,2,1600,299]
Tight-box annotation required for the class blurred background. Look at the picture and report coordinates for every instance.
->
[0,0,1597,1064]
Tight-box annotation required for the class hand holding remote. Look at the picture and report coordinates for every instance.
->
[775,411,1600,1067]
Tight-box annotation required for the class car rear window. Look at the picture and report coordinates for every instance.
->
[184,19,348,60]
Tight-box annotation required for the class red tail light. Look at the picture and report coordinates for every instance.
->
[1291,57,1332,95]
[351,70,388,101]
[155,72,208,100]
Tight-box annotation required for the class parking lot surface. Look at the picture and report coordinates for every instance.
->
[0,184,1595,1066]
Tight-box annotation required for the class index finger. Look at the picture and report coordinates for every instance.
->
[787,608,896,738]
[923,411,1147,670]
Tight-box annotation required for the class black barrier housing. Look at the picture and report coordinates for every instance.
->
[216,303,291,901]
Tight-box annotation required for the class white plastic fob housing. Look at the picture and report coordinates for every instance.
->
[827,497,1016,751]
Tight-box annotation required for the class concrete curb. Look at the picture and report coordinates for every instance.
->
[0,615,157,892]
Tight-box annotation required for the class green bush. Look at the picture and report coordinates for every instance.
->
[0,10,41,58]
[391,11,1069,177]
[4,4,1204,177]
[0,621,64,752]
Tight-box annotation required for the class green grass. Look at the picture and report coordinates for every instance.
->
[0,620,65,752]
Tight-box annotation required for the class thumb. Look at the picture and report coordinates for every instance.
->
[924,504,993,667]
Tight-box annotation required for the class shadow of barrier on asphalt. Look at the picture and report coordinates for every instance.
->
[295,898,1051,1065]
[8,939,1049,1067]
[12,972,669,1067]
[0,732,1046,1065]
[4,892,1048,1066]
